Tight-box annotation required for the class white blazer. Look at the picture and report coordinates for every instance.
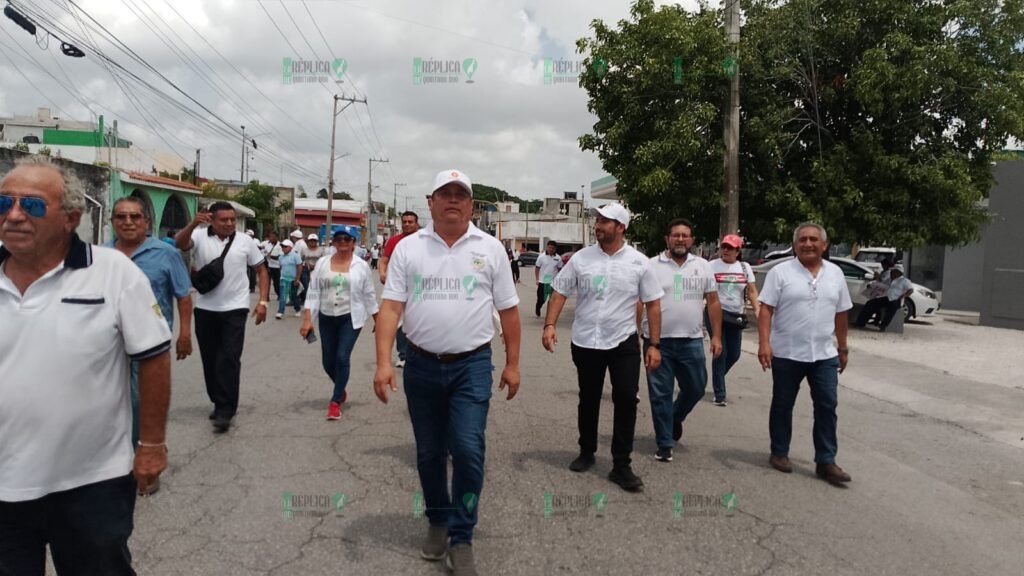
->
[304,254,379,329]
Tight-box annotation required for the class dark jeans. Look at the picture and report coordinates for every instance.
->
[707,314,744,402]
[404,346,493,546]
[195,308,248,419]
[395,327,408,362]
[570,335,641,466]
[0,474,137,576]
[318,313,362,403]
[299,268,311,306]
[769,356,840,464]
[511,261,519,282]
[643,337,706,449]
[856,297,901,329]
[268,266,281,299]
[535,282,552,316]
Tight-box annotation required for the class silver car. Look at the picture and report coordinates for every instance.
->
[751,256,940,320]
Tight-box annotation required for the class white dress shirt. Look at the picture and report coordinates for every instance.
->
[758,258,852,362]
[553,243,664,350]
[642,252,717,339]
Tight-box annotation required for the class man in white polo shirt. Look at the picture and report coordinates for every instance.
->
[641,218,722,463]
[374,169,521,576]
[534,240,562,317]
[0,156,172,574]
[175,202,269,433]
[758,222,853,486]
[542,202,663,492]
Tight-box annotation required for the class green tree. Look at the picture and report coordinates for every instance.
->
[13,142,29,153]
[200,182,232,200]
[578,0,1024,250]
[236,180,291,230]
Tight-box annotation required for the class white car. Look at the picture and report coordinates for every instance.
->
[852,247,897,273]
[751,256,940,319]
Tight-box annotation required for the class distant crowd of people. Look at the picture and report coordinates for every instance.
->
[1,157,854,576]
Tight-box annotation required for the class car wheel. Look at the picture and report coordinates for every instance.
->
[904,299,916,321]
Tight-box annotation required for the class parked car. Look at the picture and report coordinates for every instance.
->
[763,247,793,261]
[751,256,940,320]
[853,247,898,272]
[518,251,539,267]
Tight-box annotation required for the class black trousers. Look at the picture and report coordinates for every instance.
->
[570,335,642,466]
[0,474,136,576]
[856,297,901,329]
[195,308,248,418]
[535,282,552,316]
[268,267,281,299]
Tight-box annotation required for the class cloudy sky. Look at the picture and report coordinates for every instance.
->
[0,0,708,215]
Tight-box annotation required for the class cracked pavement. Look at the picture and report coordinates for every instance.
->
[125,277,1024,575]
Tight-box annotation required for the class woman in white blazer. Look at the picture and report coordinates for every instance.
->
[300,226,379,420]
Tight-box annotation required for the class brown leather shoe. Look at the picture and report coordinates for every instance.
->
[769,454,793,473]
[816,463,852,484]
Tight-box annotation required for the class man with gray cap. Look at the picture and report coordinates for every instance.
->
[374,169,521,575]
[854,264,912,332]
[542,202,663,492]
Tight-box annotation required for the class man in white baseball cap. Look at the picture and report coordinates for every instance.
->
[588,203,631,228]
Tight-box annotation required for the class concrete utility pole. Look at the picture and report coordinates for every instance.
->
[326,94,365,232]
[393,182,406,232]
[240,125,246,182]
[719,0,741,239]
[367,157,389,246]
[194,149,200,184]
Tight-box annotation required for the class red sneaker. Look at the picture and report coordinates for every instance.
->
[327,402,341,420]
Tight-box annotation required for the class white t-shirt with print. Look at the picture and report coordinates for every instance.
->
[710,258,755,314]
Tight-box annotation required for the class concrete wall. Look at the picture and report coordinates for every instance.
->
[941,242,985,311]
[980,161,1024,330]
[0,148,111,244]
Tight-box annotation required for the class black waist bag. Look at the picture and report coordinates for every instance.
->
[191,233,235,294]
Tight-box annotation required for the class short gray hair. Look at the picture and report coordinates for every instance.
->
[793,222,828,243]
[112,196,151,221]
[13,155,87,213]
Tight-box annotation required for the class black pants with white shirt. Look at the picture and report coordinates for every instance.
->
[570,335,642,466]
[195,308,248,419]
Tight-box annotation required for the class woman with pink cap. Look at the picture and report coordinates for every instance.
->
[708,234,761,406]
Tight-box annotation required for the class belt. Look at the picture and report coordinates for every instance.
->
[407,341,490,364]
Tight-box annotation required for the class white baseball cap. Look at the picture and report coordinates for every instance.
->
[290,230,302,238]
[307,233,319,241]
[893,264,905,273]
[431,169,473,196]
[281,239,294,248]
[589,203,630,229]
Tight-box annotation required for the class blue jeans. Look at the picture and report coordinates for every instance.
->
[644,337,706,449]
[708,318,744,402]
[404,346,493,546]
[0,474,137,576]
[395,327,408,361]
[278,277,301,315]
[318,313,361,403]
[769,356,840,464]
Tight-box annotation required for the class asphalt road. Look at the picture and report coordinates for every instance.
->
[125,276,1024,576]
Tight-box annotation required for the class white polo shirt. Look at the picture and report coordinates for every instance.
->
[262,240,282,269]
[552,242,664,350]
[758,258,852,363]
[641,252,717,339]
[535,253,562,284]
[190,227,266,312]
[382,223,519,354]
[0,237,172,501]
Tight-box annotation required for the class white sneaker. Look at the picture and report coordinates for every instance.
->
[294,311,302,318]
[275,313,283,319]
[395,359,405,368]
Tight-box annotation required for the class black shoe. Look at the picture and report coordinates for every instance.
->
[213,415,232,433]
[569,453,595,472]
[655,447,673,462]
[608,465,644,492]
[672,420,683,442]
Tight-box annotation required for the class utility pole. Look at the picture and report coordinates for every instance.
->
[240,125,246,182]
[194,149,200,184]
[325,94,365,232]
[719,0,741,239]
[580,184,587,248]
[367,157,389,247]
[392,182,406,232]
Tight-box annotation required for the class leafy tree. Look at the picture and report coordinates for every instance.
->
[37,146,52,157]
[578,0,1024,250]
[297,184,308,198]
[316,187,328,199]
[235,180,292,230]
[13,142,29,152]
[200,182,232,200]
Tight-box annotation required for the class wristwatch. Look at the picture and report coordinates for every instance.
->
[649,341,661,350]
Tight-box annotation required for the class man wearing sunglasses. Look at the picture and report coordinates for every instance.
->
[105,196,193,496]
[0,156,173,575]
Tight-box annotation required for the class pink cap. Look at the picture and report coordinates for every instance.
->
[721,234,743,249]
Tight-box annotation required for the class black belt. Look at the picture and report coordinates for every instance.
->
[407,341,490,364]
